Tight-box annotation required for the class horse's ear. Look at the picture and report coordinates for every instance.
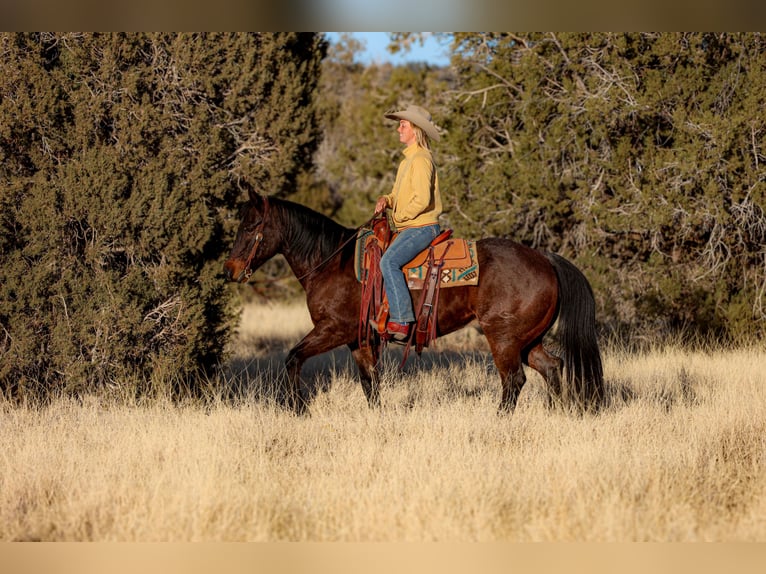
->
[247,184,261,204]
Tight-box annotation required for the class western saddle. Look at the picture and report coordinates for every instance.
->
[358,215,458,358]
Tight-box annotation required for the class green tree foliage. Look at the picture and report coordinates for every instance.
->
[441,32,766,342]
[0,32,326,398]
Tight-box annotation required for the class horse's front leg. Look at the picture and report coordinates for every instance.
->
[283,346,308,415]
[349,342,381,408]
[284,324,351,415]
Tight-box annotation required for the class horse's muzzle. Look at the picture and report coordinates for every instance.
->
[223,259,244,283]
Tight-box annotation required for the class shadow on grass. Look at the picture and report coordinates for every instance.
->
[220,336,498,410]
[222,334,706,414]
[604,366,708,412]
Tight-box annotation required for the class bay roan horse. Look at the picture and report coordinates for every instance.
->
[224,188,604,415]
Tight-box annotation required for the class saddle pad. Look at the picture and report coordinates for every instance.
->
[355,230,479,288]
[405,239,479,289]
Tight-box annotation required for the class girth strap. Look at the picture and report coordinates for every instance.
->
[400,241,452,365]
[415,242,450,349]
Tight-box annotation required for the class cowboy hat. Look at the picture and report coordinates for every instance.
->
[384,104,441,141]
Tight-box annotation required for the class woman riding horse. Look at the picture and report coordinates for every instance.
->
[375,104,443,342]
[223,192,605,416]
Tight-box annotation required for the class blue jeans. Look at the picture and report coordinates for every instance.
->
[380,224,440,323]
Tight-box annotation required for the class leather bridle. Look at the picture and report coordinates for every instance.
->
[237,195,270,283]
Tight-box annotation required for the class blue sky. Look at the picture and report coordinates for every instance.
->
[325,32,451,67]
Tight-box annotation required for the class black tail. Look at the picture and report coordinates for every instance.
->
[547,253,604,411]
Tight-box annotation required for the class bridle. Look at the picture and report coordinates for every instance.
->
[238,195,270,282]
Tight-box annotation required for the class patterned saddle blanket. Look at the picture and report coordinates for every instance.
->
[354,229,479,289]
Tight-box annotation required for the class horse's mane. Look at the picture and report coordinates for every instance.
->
[271,197,356,267]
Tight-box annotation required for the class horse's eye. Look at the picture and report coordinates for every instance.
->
[245,219,262,233]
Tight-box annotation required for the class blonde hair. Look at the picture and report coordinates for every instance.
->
[412,123,431,150]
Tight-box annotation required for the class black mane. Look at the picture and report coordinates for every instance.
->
[271,198,357,267]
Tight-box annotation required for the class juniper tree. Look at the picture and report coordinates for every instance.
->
[441,32,766,342]
[0,32,326,398]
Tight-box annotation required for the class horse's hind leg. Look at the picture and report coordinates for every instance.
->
[527,343,563,409]
[501,364,527,413]
[485,333,527,413]
[349,343,381,408]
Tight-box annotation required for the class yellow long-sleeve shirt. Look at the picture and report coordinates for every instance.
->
[382,143,442,230]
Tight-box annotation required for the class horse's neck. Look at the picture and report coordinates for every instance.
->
[279,209,354,284]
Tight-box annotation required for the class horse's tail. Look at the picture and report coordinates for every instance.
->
[546,252,605,411]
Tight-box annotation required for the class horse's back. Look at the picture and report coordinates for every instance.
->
[467,237,559,327]
[476,237,557,285]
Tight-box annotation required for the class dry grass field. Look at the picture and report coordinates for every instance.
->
[2,301,766,541]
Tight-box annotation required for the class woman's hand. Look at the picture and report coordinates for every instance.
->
[374,197,388,215]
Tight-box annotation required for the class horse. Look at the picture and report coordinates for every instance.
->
[223,187,605,415]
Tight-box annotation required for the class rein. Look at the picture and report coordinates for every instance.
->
[240,196,377,284]
[289,217,375,284]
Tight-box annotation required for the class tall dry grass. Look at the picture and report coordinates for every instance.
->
[2,301,765,541]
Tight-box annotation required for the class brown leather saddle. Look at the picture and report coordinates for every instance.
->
[358,216,477,357]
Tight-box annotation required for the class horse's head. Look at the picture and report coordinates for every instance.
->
[223,190,277,283]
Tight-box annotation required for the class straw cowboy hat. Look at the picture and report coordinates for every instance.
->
[385,104,441,141]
